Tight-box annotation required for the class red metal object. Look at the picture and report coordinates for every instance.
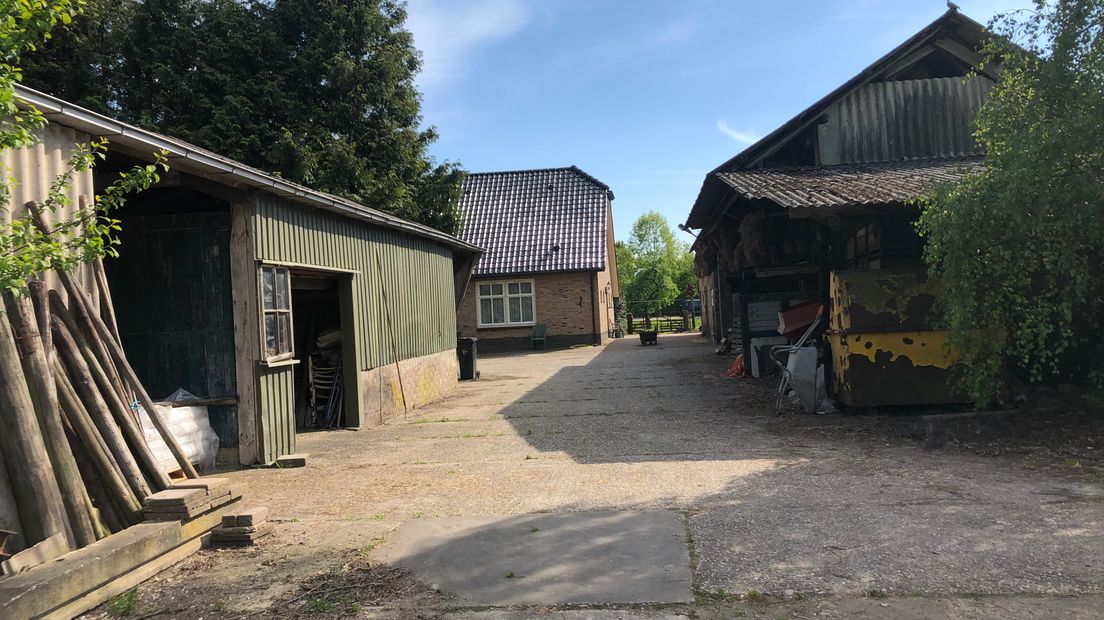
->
[778,302,823,339]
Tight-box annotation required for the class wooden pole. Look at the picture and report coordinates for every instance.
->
[91,258,122,346]
[28,279,51,359]
[4,292,96,548]
[52,314,152,500]
[55,270,200,479]
[50,292,171,491]
[54,359,143,524]
[0,310,70,548]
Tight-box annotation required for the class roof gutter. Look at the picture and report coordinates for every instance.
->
[14,85,483,255]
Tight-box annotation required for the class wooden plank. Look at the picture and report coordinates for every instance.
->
[0,533,68,576]
[231,200,261,465]
[0,522,181,620]
[41,535,202,620]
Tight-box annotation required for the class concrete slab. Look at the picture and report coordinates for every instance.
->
[374,510,692,606]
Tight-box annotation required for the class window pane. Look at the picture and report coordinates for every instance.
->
[509,297,521,323]
[278,314,292,354]
[492,298,505,324]
[478,284,491,297]
[480,298,493,324]
[264,314,277,356]
[262,267,275,310]
[275,269,288,310]
[491,283,503,295]
[519,282,532,294]
[521,297,534,322]
[508,282,520,295]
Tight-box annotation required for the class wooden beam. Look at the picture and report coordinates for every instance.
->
[230,199,261,465]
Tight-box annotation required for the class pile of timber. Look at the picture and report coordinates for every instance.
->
[0,253,202,571]
[212,506,272,546]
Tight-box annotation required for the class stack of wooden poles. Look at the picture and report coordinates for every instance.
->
[0,216,198,561]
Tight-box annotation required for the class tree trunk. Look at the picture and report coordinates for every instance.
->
[54,359,143,525]
[50,291,171,491]
[4,292,95,548]
[0,310,69,548]
[56,271,199,479]
[52,314,152,501]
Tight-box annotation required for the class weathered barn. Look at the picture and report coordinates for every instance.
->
[456,167,620,350]
[12,85,482,465]
[683,10,993,406]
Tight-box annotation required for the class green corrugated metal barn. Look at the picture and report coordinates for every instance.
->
[19,85,482,466]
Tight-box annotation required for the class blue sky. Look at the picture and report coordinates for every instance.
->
[405,0,1034,243]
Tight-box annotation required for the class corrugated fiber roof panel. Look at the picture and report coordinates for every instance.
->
[715,157,984,210]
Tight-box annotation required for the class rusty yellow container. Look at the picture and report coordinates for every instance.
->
[829,270,964,408]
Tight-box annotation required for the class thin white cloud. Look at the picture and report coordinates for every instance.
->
[405,0,529,89]
[716,120,759,145]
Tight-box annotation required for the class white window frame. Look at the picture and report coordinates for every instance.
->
[477,279,536,328]
[259,264,295,362]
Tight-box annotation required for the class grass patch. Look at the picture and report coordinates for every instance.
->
[361,536,387,554]
[108,590,140,617]
[303,597,337,614]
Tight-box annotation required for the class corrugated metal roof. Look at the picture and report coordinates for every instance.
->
[823,77,993,165]
[458,167,611,276]
[13,85,482,255]
[715,157,984,209]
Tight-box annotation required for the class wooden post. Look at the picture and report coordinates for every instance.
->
[49,292,171,491]
[55,270,200,479]
[230,200,261,465]
[54,359,143,524]
[52,314,153,500]
[4,293,96,549]
[0,310,70,548]
[91,259,122,346]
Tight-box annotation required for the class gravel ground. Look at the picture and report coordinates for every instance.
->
[86,334,1104,618]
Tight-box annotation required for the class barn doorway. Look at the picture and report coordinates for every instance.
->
[290,270,356,431]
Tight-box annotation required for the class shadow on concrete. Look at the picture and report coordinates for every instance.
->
[373,510,692,606]
[484,333,775,464]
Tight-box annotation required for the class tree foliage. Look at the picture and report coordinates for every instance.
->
[1,0,166,295]
[916,0,1104,403]
[21,0,465,234]
[618,211,694,315]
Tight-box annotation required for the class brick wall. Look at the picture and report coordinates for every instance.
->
[458,271,601,348]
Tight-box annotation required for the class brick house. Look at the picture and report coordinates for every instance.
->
[456,167,620,350]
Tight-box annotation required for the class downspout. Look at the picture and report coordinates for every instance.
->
[590,272,600,345]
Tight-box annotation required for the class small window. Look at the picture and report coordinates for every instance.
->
[478,279,535,327]
[260,265,293,360]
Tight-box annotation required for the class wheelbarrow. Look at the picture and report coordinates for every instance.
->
[638,330,658,345]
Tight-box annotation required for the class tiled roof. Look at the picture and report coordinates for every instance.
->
[715,157,984,209]
[458,166,612,276]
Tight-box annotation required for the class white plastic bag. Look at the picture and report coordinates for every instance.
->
[137,402,220,474]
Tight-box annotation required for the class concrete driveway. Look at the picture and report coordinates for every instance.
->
[103,334,1104,618]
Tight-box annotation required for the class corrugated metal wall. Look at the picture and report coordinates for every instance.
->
[822,76,994,165]
[252,195,458,371]
[256,365,296,463]
[2,124,99,297]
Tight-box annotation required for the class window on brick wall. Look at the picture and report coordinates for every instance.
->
[478,280,535,327]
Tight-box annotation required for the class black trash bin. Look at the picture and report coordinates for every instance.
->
[457,337,479,380]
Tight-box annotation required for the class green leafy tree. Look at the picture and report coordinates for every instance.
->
[21,0,466,234]
[916,0,1104,403]
[1,0,166,296]
[0,0,165,295]
[621,211,693,316]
